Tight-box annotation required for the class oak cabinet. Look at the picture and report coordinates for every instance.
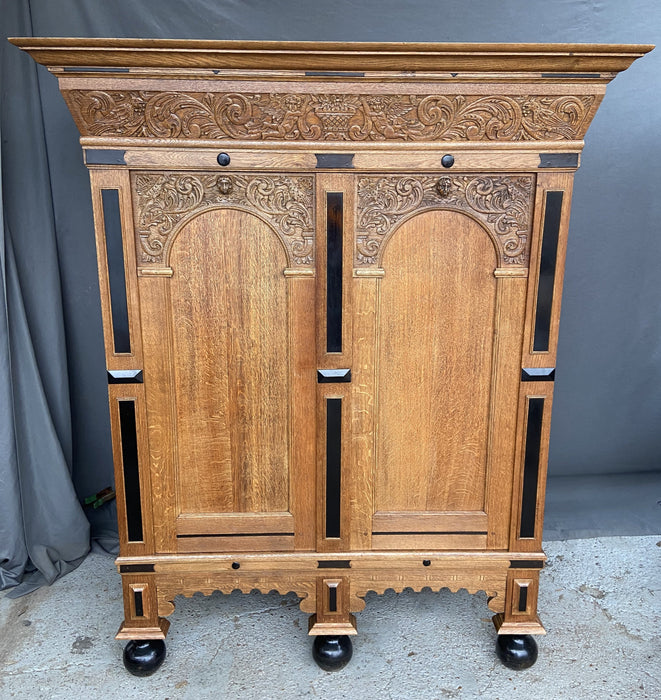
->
[13,38,652,672]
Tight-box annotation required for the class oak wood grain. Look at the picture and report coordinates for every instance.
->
[26,38,643,641]
[10,38,653,73]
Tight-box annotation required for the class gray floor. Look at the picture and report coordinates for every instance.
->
[1,535,660,700]
[544,472,661,540]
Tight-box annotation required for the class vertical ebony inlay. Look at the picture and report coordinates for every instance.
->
[520,398,545,538]
[102,189,131,354]
[518,585,529,613]
[533,191,563,352]
[119,400,143,542]
[326,193,343,353]
[329,586,338,612]
[134,589,144,617]
[326,398,342,538]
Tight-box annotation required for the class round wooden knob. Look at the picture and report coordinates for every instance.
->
[217,152,231,166]
[441,154,454,168]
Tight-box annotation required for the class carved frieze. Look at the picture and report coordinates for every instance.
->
[356,175,534,266]
[132,172,314,266]
[65,89,595,142]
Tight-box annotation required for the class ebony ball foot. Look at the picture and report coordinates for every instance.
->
[123,639,166,676]
[312,635,353,671]
[495,634,538,670]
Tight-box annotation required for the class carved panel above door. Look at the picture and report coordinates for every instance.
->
[355,174,534,267]
[131,172,315,267]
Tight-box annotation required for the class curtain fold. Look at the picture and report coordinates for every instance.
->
[0,0,90,596]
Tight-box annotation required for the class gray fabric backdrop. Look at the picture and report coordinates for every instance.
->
[1,0,659,591]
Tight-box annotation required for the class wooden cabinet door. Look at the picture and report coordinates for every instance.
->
[351,174,532,551]
[135,173,317,554]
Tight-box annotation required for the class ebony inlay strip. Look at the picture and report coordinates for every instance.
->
[64,66,130,73]
[118,400,143,542]
[518,585,529,613]
[533,191,563,352]
[326,398,342,538]
[539,153,579,168]
[541,72,601,78]
[509,560,544,569]
[521,368,555,382]
[102,189,131,354]
[134,589,144,617]
[326,193,343,353]
[372,531,487,536]
[318,560,351,569]
[306,71,365,77]
[108,369,144,384]
[85,149,127,165]
[520,398,545,538]
[120,564,155,573]
[176,532,294,538]
[328,586,338,612]
[317,154,355,169]
[317,369,351,383]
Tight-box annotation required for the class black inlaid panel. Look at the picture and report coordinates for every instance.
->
[316,154,355,169]
[328,586,338,612]
[134,589,144,617]
[326,398,342,538]
[108,369,144,384]
[521,368,555,382]
[86,149,127,165]
[119,400,143,542]
[119,564,154,573]
[538,153,579,169]
[326,193,344,353]
[518,585,529,613]
[533,191,563,352]
[317,369,351,383]
[318,560,351,569]
[102,189,131,354]
[520,398,545,539]
[509,560,544,569]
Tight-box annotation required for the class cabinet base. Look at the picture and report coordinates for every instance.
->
[116,616,170,640]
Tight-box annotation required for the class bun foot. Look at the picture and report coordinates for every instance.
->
[123,639,166,676]
[495,634,538,670]
[312,635,353,671]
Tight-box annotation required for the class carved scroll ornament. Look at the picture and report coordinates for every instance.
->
[356,175,534,266]
[66,89,595,142]
[132,173,314,266]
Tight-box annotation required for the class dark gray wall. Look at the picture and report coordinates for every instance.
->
[12,0,660,533]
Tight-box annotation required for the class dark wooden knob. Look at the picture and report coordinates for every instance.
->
[441,154,454,168]
[217,152,231,166]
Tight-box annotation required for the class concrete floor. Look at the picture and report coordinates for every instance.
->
[1,536,659,699]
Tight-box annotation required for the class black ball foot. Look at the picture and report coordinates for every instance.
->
[123,639,166,676]
[495,634,538,670]
[312,635,353,671]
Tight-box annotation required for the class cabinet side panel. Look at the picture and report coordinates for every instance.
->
[375,210,497,514]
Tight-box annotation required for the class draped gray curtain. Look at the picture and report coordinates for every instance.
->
[0,0,90,595]
[1,0,659,594]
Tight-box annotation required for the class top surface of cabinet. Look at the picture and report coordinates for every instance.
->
[9,37,654,72]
